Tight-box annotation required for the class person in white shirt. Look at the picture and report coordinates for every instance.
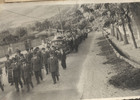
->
[7,44,13,56]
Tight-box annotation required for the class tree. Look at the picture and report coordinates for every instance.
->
[119,6,129,44]
[123,4,137,48]
[16,27,28,39]
[129,3,140,40]
[78,19,88,30]
[42,20,52,30]
[35,21,42,31]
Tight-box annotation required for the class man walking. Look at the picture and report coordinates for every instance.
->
[41,48,50,75]
[12,58,23,92]
[48,52,59,84]
[22,59,34,92]
[31,51,42,84]
[60,49,67,70]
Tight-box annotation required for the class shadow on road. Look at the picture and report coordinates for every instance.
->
[96,36,140,90]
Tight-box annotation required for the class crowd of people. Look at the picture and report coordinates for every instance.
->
[0,31,88,93]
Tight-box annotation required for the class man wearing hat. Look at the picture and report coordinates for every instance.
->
[36,47,43,80]
[60,49,67,70]
[31,51,42,84]
[48,52,59,84]
[15,49,22,62]
[25,49,33,74]
[41,48,50,75]
[12,58,23,92]
[21,59,34,92]
[5,54,11,75]
[6,55,13,86]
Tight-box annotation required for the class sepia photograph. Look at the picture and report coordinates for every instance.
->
[1,0,140,100]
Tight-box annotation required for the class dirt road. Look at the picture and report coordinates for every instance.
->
[0,30,93,100]
[81,32,140,100]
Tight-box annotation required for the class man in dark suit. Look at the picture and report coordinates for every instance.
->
[22,59,33,92]
[36,47,43,80]
[41,48,50,75]
[48,52,59,84]
[60,49,67,70]
[31,51,42,84]
[12,58,23,92]
[25,49,33,75]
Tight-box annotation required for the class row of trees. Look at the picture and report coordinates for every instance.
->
[80,3,140,49]
[0,5,89,46]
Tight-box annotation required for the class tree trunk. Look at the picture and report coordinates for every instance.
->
[114,26,119,40]
[122,23,129,44]
[131,9,140,40]
[115,27,119,40]
[128,23,137,48]
[117,27,123,41]
[111,24,115,36]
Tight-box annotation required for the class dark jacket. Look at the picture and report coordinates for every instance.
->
[31,55,41,71]
[25,52,33,63]
[8,62,14,83]
[5,59,11,74]
[42,51,50,65]
[48,56,58,72]
[12,63,20,78]
[37,51,43,68]
[61,51,66,61]
[22,63,32,79]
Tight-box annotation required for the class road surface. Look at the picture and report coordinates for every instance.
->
[1,31,140,100]
[0,29,94,100]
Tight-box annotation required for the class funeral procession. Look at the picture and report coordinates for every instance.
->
[1,1,140,100]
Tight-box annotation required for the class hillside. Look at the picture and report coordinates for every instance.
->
[0,2,75,32]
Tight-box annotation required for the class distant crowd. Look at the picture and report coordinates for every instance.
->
[0,31,88,92]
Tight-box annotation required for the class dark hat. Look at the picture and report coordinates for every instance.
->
[12,57,17,62]
[5,54,9,58]
[36,47,39,50]
[42,48,45,50]
[16,49,21,53]
[50,50,55,55]
[30,47,33,50]
[22,58,27,62]
[33,50,37,55]
[26,48,29,52]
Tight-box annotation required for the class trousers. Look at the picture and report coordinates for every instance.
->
[51,72,59,84]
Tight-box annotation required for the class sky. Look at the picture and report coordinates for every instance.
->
[0,2,74,32]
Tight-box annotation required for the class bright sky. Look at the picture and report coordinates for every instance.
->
[0,2,74,32]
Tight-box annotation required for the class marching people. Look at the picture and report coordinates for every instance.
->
[36,47,43,80]
[5,55,11,75]
[24,39,31,51]
[7,44,13,56]
[41,48,50,75]
[7,56,14,86]
[21,59,34,92]
[18,54,26,85]
[60,49,67,70]
[48,52,59,84]
[12,58,23,92]
[74,35,79,52]
[31,51,42,84]
[15,49,23,62]
[25,49,33,74]
[1,29,89,92]
[25,49,33,64]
